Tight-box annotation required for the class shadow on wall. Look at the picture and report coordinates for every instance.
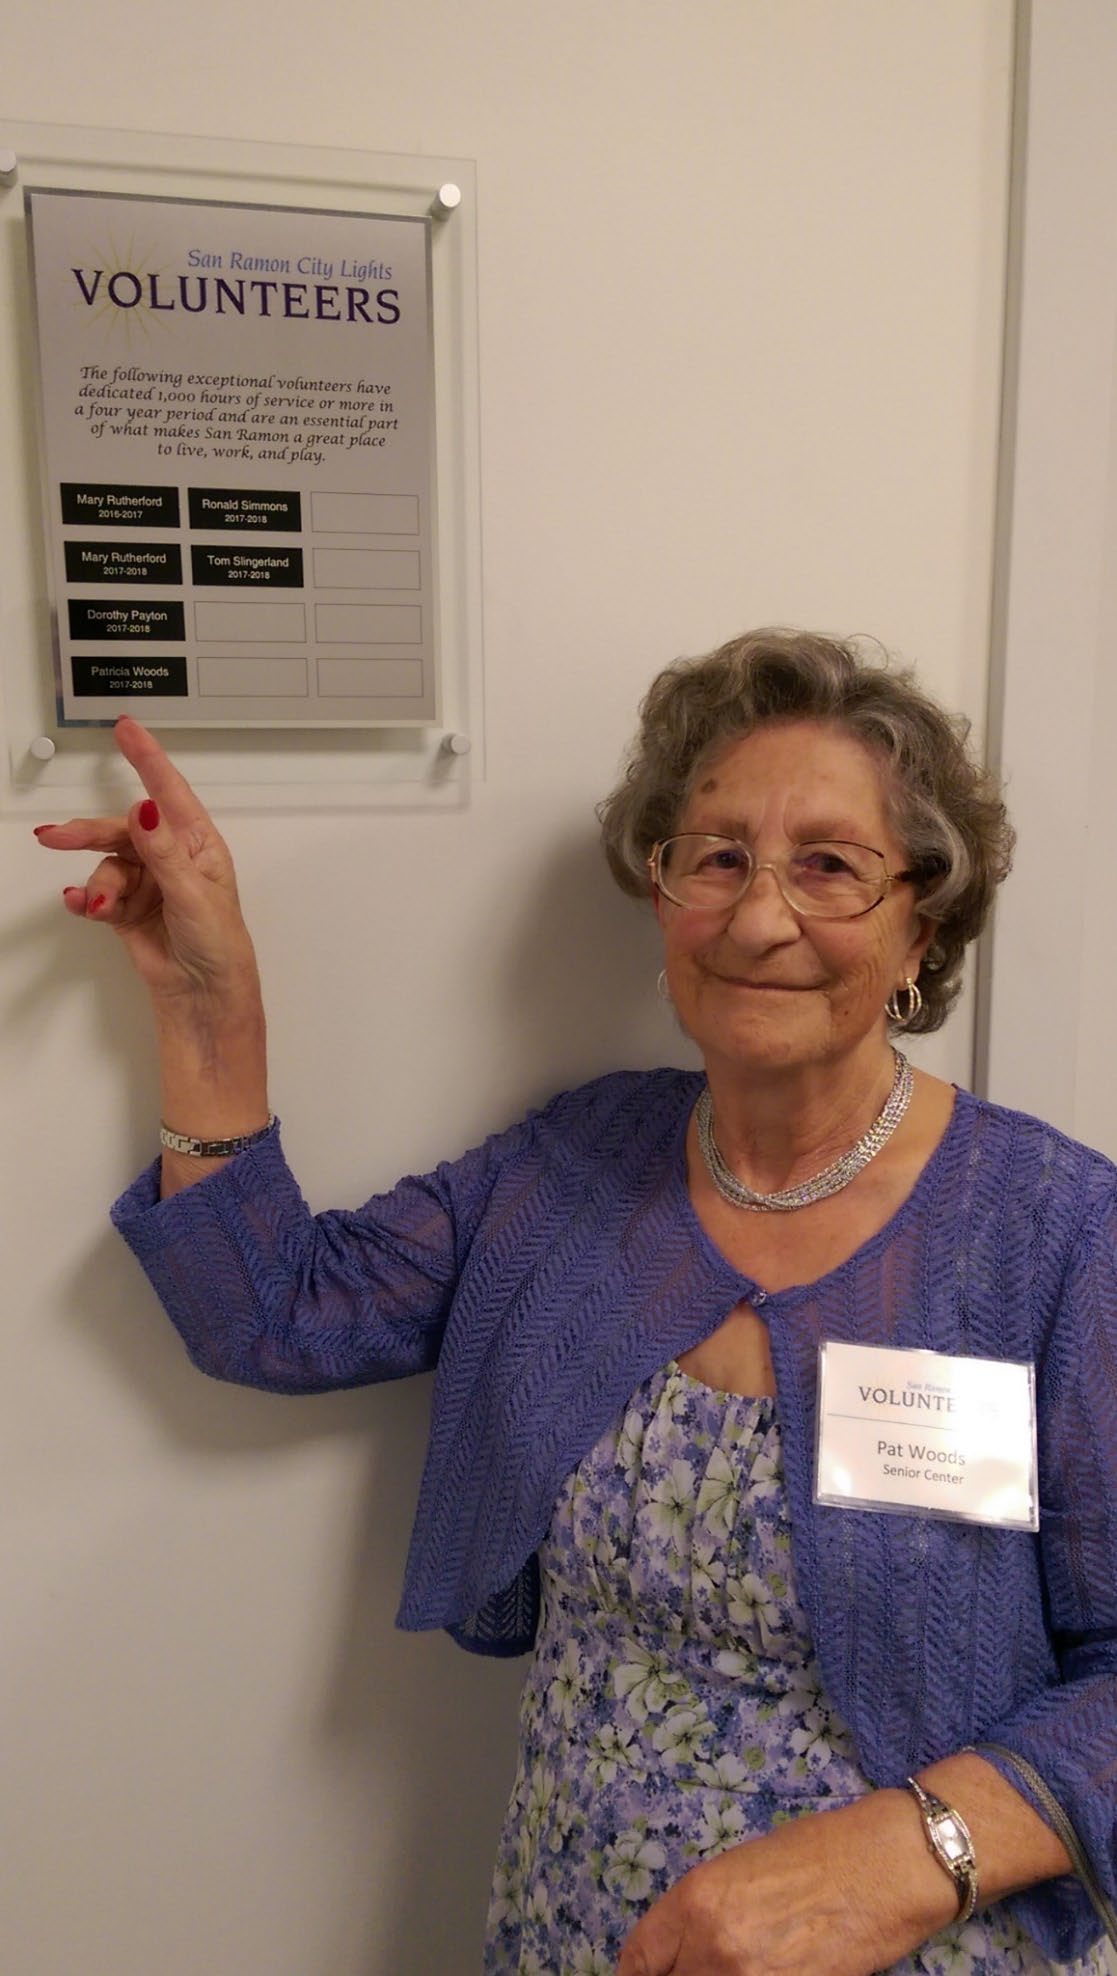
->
[31,821,693,1973]
[491,823,695,1103]
[72,1230,522,1973]
[316,1429,529,1975]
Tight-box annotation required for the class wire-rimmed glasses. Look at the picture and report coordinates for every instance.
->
[648,834,919,921]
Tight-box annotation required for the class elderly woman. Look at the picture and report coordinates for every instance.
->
[36,631,1117,1975]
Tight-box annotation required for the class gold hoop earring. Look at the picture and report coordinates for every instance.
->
[886,977,922,1026]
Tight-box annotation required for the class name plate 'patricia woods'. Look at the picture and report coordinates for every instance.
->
[814,1341,1038,1530]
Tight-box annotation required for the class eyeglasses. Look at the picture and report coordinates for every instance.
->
[648,834,920,921]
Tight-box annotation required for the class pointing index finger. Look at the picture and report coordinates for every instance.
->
[113,717,210,827]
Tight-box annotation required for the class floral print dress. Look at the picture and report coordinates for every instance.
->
[484,1362,1106,1976]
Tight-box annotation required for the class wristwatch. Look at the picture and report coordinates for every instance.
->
[906,1777,979,1923]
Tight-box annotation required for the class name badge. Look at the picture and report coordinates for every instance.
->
[814,1341,1038,1531]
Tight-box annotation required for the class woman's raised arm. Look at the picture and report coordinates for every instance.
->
[35,716,268,1199]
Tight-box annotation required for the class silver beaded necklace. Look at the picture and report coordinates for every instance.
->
[695,1050,913,1212]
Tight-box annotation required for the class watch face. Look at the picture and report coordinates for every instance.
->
[936,1816,969,1862]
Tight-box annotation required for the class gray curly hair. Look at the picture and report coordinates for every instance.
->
[597,628,1014,1034]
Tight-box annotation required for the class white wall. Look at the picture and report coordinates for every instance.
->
[983,0,1117,1162]
[985,29,1117,1971]
[2,6,1014,1973]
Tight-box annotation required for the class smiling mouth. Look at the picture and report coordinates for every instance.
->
[710,977,815,990]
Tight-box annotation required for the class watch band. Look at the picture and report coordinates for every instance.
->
[906,1776,979,1924]
[160,1114,275,1158]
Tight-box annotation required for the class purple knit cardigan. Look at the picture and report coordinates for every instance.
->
[112,1069,1117,1962]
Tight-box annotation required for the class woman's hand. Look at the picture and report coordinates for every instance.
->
[35,716,259,1014]
[36,718,269,1191]
[615,1791,954,1976]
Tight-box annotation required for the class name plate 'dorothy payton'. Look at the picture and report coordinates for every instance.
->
[814,1340,1038,1530]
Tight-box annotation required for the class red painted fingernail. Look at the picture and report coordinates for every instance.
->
[88,894,107,914]
[139,799,159,831]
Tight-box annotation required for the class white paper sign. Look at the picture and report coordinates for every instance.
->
[815,1341,1038,1530]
